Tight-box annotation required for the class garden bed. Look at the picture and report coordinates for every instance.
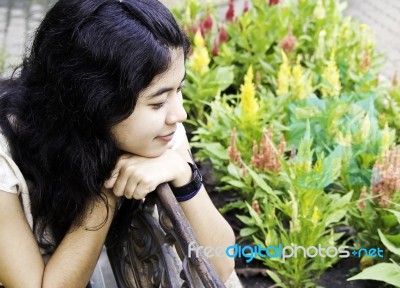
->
[201,156,386,288]
[209,188,384,288]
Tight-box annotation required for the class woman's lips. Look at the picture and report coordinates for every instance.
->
[156,131,175,142]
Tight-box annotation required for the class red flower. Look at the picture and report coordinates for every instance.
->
[269,0,279,6]
[203,14,213,31]
[280,28,297,54]
[243,1,249,13]
[219,26,229,43]
[190,23,204,36]
[212,39,219,56]
[226,0,235,22]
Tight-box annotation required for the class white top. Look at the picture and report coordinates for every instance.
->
[0,132,33,229]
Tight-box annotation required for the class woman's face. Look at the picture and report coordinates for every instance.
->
[111,48,187,158]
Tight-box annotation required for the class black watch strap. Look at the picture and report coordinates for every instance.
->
[171,162,203,202]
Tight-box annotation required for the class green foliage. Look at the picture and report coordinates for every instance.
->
[348,210,400,287]
[222,129,352,287]
[184,66,234,127]
[376,83,400,142]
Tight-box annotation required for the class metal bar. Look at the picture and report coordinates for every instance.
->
[156,183,225,288]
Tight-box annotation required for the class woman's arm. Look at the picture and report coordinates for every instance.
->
[42,190,116,287]
[105,132,236,282]
[0,190,116,288]
[175,136,236,282]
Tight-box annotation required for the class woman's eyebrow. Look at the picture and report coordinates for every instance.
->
[146,71,186,99]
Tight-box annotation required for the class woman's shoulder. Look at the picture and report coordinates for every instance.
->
[0,131,23,195]
[0,130,34,229]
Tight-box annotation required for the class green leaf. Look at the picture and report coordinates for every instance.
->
[348,263,400,287]
[332,191,353,209]
[213,66,234,90]
[247,168,274,196]
[266,269,285,286]
[226,179,246,189]
[386,234,400,247]
[245,202,263,227]
[236,214,255,226]
[240,227,259,237]
[227,163,242,179]
[202,143,229,160]
[326,209,348,226]
[378,229,400,256]
[219,200,245,213]
[381,214,398,228]
[258,57,275,73]
[385,209,400,224]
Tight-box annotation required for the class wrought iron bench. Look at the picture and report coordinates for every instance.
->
[105,183,226,288]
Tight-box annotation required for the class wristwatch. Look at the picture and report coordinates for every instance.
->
[171,162,203,202]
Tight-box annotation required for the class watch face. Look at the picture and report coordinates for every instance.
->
[194,168,202,183]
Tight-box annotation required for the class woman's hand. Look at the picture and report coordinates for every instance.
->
[103,149,192,199]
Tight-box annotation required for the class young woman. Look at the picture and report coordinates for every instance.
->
[0,0,239,286]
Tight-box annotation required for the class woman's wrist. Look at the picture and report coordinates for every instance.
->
[170,158,193,187]
[170,162,203,202]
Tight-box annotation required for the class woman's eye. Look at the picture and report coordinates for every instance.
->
[151,101,166,109]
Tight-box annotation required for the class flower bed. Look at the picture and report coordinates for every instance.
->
[173,0,400,287]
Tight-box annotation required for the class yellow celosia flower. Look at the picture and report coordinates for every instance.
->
[381,122,395,155]
[341,18,351,38]
[189,30,210,74]
[314,158,323,172]
[292,55,312,100]
[190,47,210,74]
[360,255,375,268]
[290,192,301,233]
[277,50,291,96]
[335,131,352,147]
[353,114,370,144]
[322,50,341,96]
[240,65,258,122]
[311,206,320,226]
[359,24,374,51]
[194,29,205,47]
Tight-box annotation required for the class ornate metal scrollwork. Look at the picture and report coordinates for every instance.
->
[105,184,225,288]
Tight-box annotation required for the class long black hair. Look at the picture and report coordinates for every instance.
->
[0,0,190,252]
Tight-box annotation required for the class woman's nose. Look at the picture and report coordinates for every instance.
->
[166,93,187,125]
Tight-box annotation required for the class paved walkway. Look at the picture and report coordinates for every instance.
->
[344,0,400,79]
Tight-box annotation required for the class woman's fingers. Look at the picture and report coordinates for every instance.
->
[132,182,154,200]
[106,165,155,199]
[103,154,132,188]
[103,171,119,189]
[104,151,181,199]
[123,176,138,199]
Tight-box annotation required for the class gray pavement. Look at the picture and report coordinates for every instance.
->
[344,0,400,79]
